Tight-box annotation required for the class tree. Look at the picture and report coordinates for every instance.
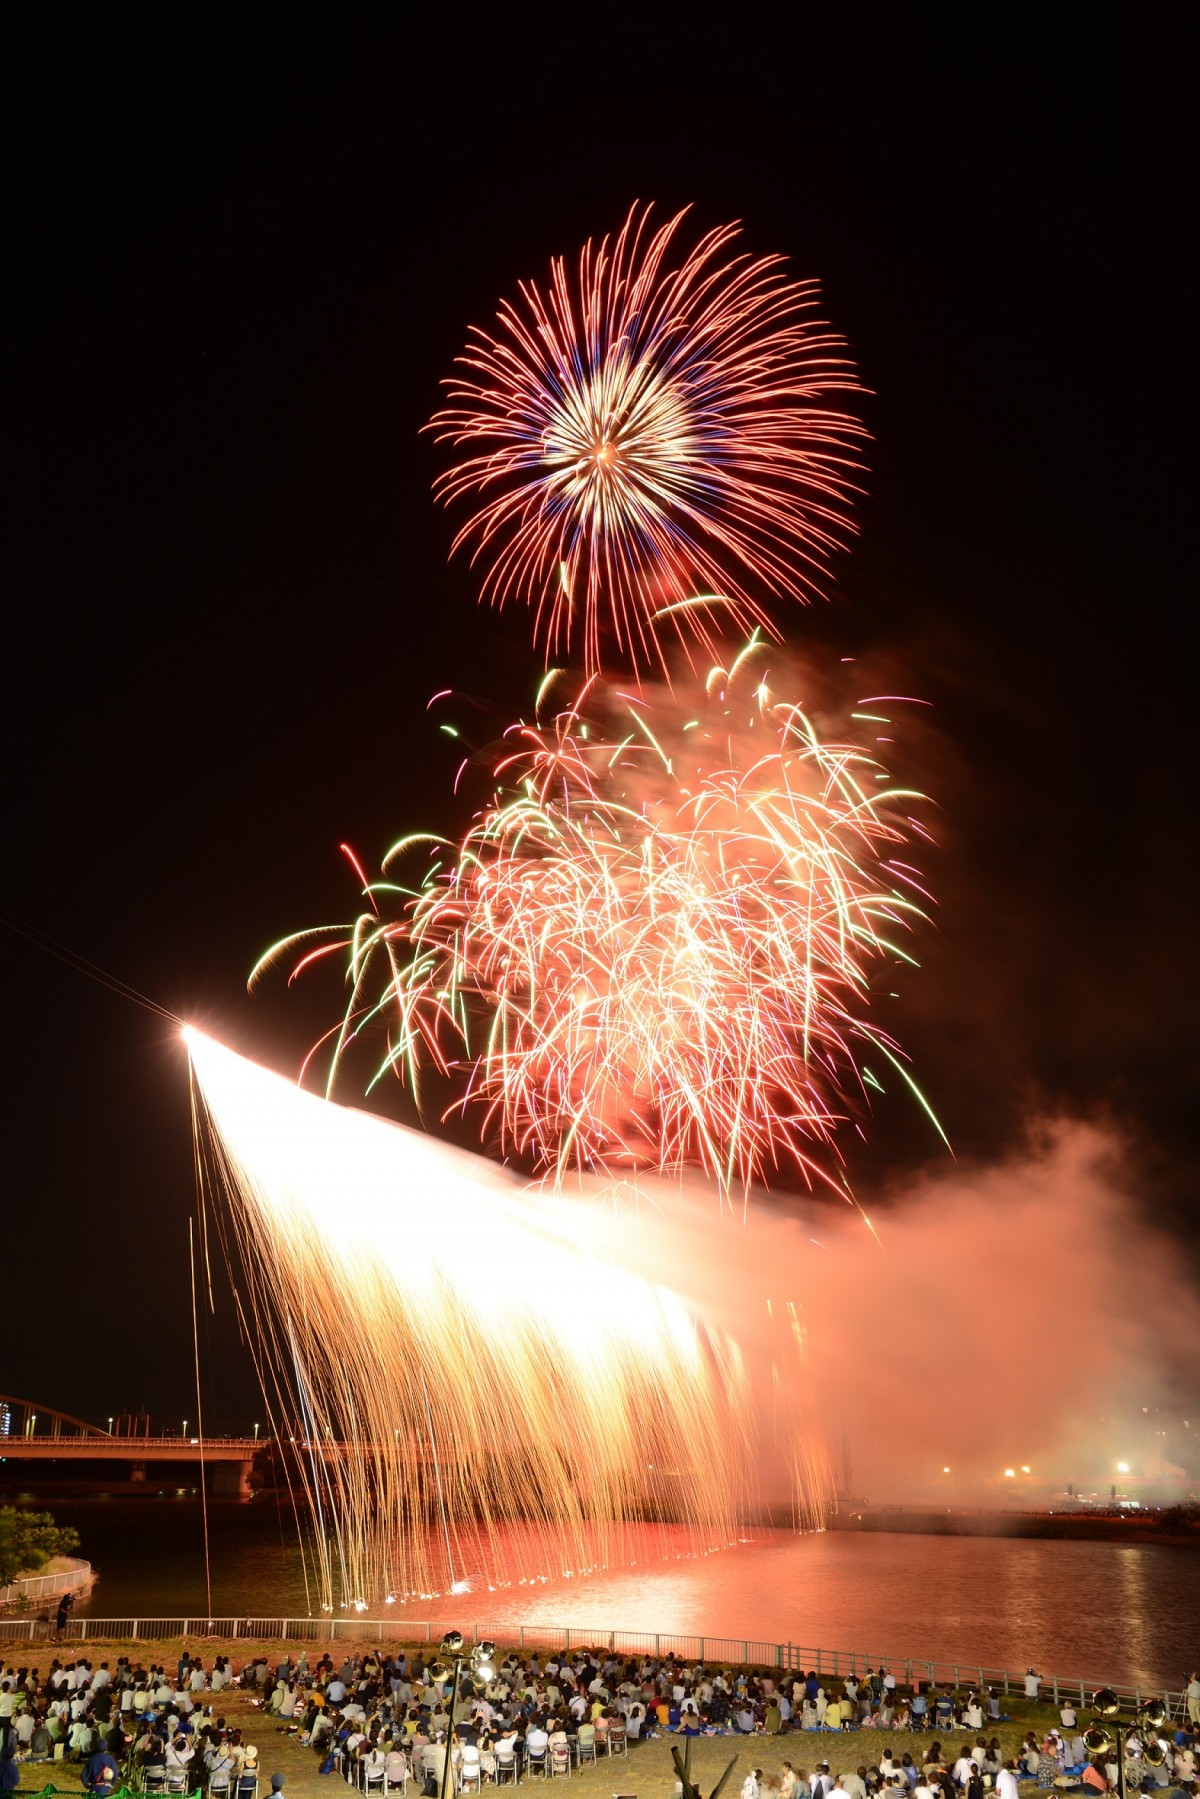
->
[0,1506,81,1586]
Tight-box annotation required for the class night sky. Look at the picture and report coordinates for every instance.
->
[6,6,1180,1433]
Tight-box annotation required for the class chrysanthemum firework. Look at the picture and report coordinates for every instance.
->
[430,205,866,674]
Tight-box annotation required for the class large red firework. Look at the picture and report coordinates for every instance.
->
[430,205,866,674]
[253,644,939,1197]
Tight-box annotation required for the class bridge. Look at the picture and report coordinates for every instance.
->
[0,1394,260,1496]
[1,1435,261,1496]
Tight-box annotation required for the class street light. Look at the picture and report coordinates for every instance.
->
[1082,1690,1168,1799]
[254,1422,260,1441]
[432,1631,495,1799]
[108,1417,114,1435]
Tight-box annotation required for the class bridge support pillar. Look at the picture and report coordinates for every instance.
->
[211,1458,253,1498]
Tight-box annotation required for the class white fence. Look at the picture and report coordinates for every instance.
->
[0,1610,1188,1717]
[0,1556,93,1608]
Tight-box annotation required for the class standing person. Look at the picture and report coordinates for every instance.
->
[0,1686,14,1761]
[55,1593,75,1639]
[1023,1671,1040,1701]
[0,1747,19,1799]
[1187,1675,1200,1728]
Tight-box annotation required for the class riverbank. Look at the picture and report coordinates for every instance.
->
[835,1508,1200,1546]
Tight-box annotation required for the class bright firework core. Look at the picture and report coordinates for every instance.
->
[187,1028,829,1608]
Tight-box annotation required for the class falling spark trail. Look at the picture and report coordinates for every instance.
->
[186,1028,830,1608]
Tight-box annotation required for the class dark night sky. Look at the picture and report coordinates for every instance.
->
[4,5,1186,1431]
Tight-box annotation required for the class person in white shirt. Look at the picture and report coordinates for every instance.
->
[1024,1671,1040,1700]
[996,1765,1020,1799]
[68,1718,95,1757]
[742,1772,762,1799]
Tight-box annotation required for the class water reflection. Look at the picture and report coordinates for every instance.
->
[62,1502,1198,1690]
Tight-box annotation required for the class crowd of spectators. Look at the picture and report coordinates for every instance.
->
[0,1653,257,1794]
[0,1648,1195,1799]
[248,1648,1199,1799]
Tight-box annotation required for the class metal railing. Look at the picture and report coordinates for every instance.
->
[0,1612,1188,1719]
[0,1557,93,1607]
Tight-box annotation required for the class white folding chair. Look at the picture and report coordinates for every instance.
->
[494,1750,518,1787]
[458,1756,482,1795]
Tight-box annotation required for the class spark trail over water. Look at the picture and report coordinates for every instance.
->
[187,1029,831,1610]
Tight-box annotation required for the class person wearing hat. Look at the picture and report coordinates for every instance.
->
[237,1744,259,1796]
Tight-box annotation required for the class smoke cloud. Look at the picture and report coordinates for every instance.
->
[594,1118,1200,1509]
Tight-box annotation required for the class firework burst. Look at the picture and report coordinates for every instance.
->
[254,642,939,1197]
[430,204,866,674]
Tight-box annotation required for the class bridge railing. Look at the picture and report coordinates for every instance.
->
[0,1612,1190,1717]
[6,1436,261,1450]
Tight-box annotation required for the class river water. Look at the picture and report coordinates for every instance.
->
[46,1499,1198,1692]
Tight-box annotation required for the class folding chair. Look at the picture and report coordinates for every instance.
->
[494,1750,518,1787]
[526,1748,550,1781]
[550,1744,572,1780]
[607,1728,627,1760]
[458,1748,482,1794]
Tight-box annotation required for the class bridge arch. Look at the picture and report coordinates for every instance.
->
[0,1394,107,1438]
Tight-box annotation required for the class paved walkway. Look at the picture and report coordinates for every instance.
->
[220,1693,329,1799]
